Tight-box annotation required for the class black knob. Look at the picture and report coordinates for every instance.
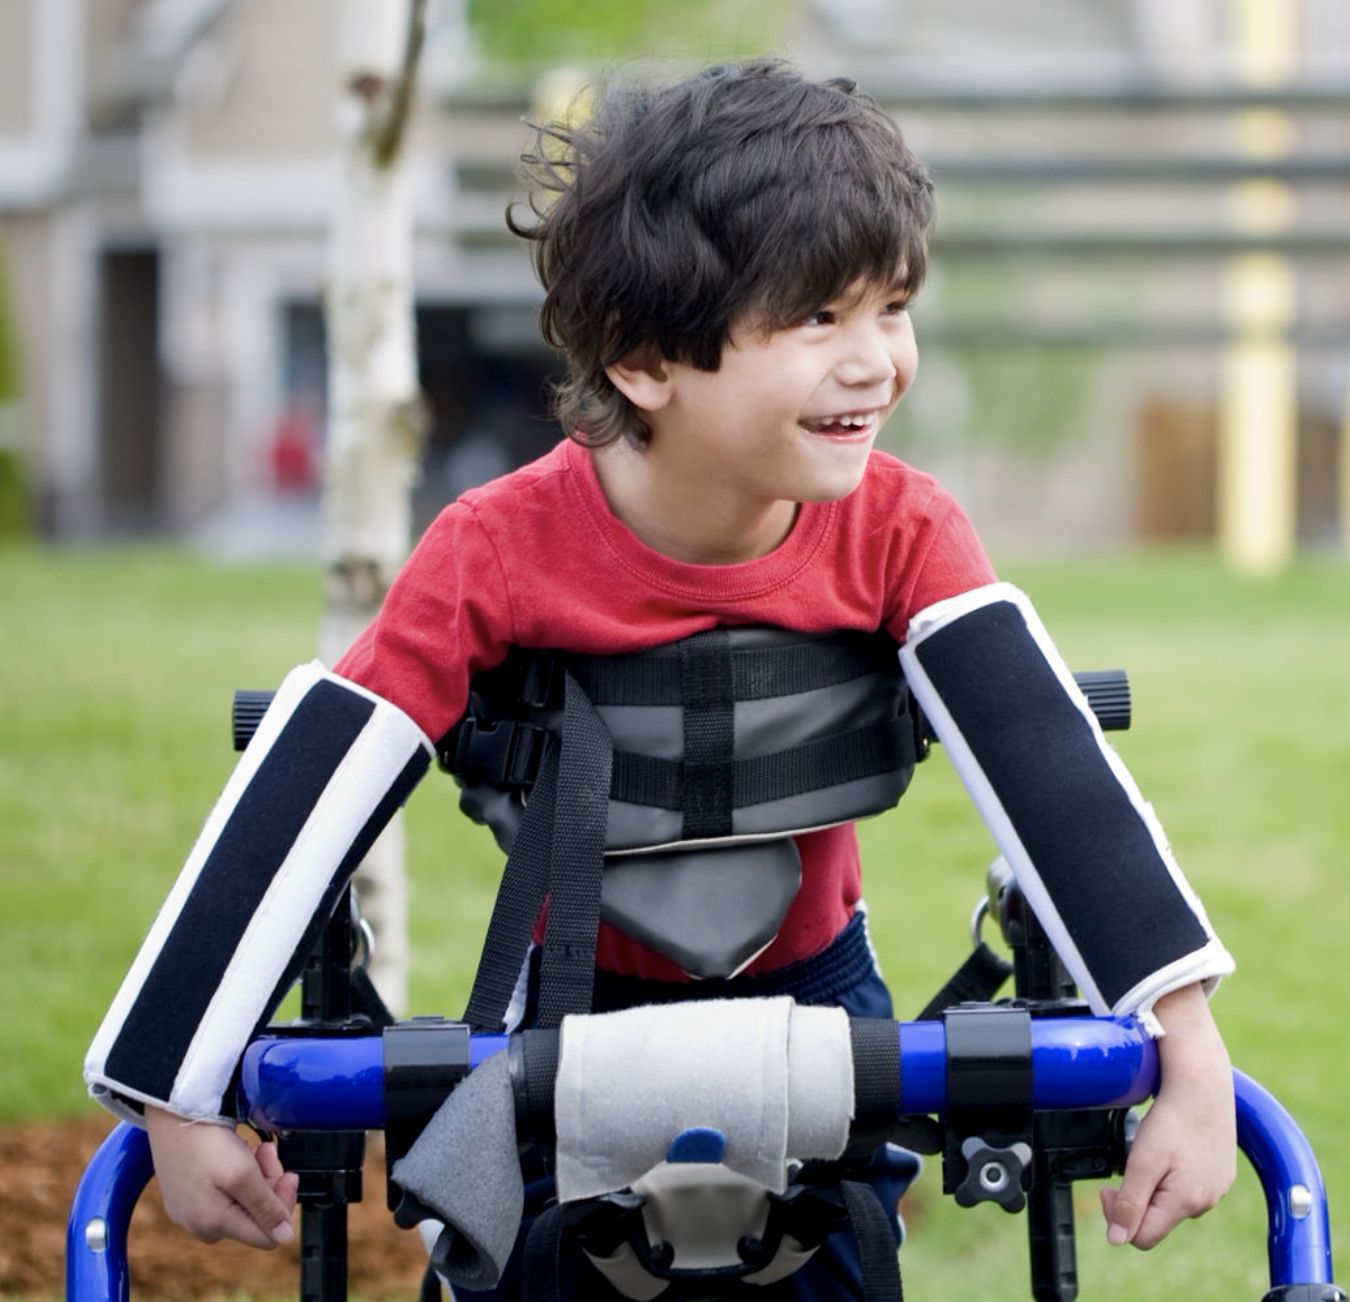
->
[954,1136,1033,1212]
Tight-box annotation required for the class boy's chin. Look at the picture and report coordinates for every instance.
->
[799,463,872,505]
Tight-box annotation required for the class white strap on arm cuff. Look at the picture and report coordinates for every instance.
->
[85,662,433,1122]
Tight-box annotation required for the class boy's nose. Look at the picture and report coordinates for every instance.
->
[835,326,899,387]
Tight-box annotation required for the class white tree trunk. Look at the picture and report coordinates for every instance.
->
[321,0,429,1016]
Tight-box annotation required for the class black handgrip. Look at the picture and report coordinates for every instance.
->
[1072,669,1131,732]
[232,689,276,752]
[231,669,1132,753]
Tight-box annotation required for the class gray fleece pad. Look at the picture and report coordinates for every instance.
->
[391,1048,523,1290]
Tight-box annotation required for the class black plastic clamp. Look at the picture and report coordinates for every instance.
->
[383,1017,473,1125]
[945,1003,1035,1111]
[382,1017,473,1209]
[942,1004,1035,1213]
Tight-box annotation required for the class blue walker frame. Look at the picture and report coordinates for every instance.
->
[65,672,1347,1302]
[67,1015,1341,1302]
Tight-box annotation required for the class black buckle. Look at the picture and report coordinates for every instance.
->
[512,650,565,710]
[442,717,549,789]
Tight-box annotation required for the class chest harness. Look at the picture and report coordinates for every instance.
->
[420,626,925,1301]
[441,625,923,1032]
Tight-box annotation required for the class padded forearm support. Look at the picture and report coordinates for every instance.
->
[900,584,1233,1024]
[85,663,433,1123]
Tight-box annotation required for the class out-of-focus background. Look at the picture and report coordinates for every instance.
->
[1,4,1347,1301]
[1,0,1347,563]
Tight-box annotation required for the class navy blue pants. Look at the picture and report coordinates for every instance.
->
[458,913,918,1301]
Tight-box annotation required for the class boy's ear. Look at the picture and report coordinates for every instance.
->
[605,344,673,413]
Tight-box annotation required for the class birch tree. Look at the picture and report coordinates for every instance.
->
[321,0,430,1015]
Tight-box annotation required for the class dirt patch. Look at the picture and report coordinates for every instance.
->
[13,1117,935,1300]
[2,1117,427,1300]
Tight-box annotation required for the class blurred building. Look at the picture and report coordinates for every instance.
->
[1,0,1347,553]
[0,0,556,545]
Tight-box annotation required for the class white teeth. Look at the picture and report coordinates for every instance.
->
[803,412,874,432]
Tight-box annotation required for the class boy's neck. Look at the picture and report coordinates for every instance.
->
[590,442,799,566]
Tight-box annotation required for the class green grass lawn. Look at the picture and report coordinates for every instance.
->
[2,542,1346,1300]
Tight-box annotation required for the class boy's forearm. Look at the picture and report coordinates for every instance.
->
[1152,981,1219,1037]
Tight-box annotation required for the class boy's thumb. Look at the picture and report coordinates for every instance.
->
[1100,1184,1135,1245]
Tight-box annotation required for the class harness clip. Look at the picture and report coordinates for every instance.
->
[512,650,565,710]
[447,718,549,790]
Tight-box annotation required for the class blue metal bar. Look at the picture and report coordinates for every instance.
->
[66,1122,154,1302]
[238,1032,509,1132]
[239,1034,385,1132]
[897,1014,1159,1112]
[69,1023,1339,1301]
[1029,1015,1159,1110]
[1235,1069,1337,1289]
[242,1017,1155,1132]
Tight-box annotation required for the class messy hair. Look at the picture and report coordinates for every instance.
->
[509,59,935,449]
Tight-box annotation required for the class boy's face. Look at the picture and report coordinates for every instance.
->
[617,276,919,546]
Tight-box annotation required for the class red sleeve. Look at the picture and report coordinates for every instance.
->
[884,484,998,644]
[334,501,518,741]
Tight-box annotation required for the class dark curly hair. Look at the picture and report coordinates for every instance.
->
[508,59,935,449]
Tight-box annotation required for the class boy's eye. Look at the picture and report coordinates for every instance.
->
[883,299,910,316]
[804,309,836,326]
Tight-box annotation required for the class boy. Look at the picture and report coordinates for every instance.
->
[86,59,1235,1297]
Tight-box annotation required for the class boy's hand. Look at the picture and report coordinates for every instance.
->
[1100,982,1235,1250]
[145,1105,299,1249]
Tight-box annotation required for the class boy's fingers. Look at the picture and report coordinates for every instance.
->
[1100,1167,1157,1247]
[219,1162,297,1246]
[255,1140,284,1181]
[1100,1186,1130,1245]
[203,1200,290,1250]
[255,1142,300,1215]
[1103,1168,1196,1250]
[164,1184,282,1250]
[274,1169,301,1210]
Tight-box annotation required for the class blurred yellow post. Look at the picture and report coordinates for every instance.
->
[1217,0,1299,574]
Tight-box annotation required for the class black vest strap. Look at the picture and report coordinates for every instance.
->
[536,673,612,1029]
[463,670,612,1033]
[610,719,913,816]
[521,1199,569,1302]
[678,629,736,839]
[840,1180,905,1302]
[566,628,900,706]
[462,731,559,1032]
[915,941,1013,1023]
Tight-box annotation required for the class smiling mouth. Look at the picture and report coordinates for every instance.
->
[800,412,878,437]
